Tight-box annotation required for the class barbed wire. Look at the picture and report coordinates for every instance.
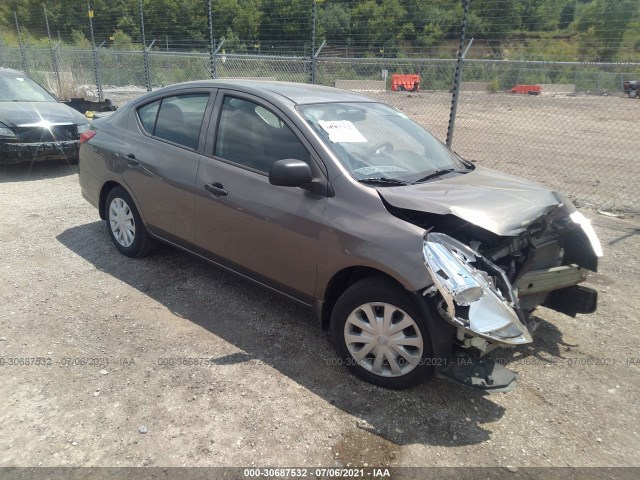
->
[3,0,639,60]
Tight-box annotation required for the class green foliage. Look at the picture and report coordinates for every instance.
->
[70,29,91,49]
[574,0,638,60]
[110,29,140,50]
[0,0,637,61]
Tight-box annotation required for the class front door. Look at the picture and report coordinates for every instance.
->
[194,93,327,303]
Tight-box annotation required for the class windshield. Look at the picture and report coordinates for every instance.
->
[0,74,57,102]
[298,102,469,184]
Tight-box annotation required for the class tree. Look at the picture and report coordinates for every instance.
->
[469,0,520,39]
[258,0,310,45]
[559,1,576,30]
[574,0,638,60]
[319,2,350,42]
[350,0,406,52]
[232,0,262,42]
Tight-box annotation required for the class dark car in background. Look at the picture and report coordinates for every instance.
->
[78,80,602,391]
[623,80,639,98]
[0,68,90,164]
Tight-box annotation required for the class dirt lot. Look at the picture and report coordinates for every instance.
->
[0,153,639,472]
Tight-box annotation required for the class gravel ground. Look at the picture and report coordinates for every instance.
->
[0,161,639,471]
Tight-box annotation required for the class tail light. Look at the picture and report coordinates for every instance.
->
[79,130,96,144]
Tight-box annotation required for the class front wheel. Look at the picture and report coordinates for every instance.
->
[629,90,638,98]
[105,186,156,257]
[330,277,434,389]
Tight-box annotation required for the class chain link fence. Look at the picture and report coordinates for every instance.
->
[1,44,639,213]
[452,61,640,213]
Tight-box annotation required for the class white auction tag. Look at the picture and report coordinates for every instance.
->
[318,120,367,143]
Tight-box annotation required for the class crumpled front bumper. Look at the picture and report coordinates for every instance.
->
[1,140,79,164]
[422,221,601,350]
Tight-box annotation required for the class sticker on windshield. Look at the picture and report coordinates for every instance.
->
[16,77,25,82]
[318,120,367,143]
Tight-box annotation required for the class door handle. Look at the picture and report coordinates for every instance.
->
[205,182,228,197]
[124,153,139,165]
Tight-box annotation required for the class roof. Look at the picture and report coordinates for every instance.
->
[0,68,26,77]
[171,79,378,105]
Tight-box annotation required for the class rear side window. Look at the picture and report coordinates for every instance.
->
[138,100,160,134]
[137,93,209,150]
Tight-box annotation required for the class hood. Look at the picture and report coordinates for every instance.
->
[0,101,89,128]
[377,166,564,236]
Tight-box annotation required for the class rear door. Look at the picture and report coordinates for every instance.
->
[121,89,215,245]
[194,91,328,303]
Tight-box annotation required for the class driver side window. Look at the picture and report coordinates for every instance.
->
[214,96,309,173]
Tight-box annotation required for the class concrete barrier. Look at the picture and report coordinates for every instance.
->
[223,77,277,81]
[462,82,491,92]
[539,84,576,94]
[335,79,386,93]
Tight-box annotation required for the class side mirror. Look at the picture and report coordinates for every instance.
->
[269,159,313,187]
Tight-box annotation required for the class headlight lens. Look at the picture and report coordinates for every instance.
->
[424,242,484,306]
[424,232,532,345]
[0,122,17,139]
[77,124,90,134]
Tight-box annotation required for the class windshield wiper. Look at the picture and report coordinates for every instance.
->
[359,177,409,186]
[412,168,459,184]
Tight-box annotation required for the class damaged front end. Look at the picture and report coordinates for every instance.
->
[417,204,602,391]
[373,166,603,390]
[423,232,532,348]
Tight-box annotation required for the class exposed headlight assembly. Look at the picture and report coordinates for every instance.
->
[423,232,532,346]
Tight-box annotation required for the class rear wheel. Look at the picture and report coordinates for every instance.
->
[629,90,638,98]
[105,186,156,257]
[330,276,434,389]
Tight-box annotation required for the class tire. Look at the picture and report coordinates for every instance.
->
[329,276,434,389]
[629,90,638,98]
[105,186,156,257]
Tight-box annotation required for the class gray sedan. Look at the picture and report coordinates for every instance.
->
[78,80,602,391]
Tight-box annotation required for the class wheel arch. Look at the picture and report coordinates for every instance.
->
[318,266,456,369]
[318,266,408,331]
[98,181,121,220]
[99,181,147,227]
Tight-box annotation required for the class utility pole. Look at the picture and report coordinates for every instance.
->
[139,0,152,92]
[44,6,63,98]
[208,0,216,78]
[88,1,104,101]
[14,11,29,74]
[310,0,317,83]
[446,0,471,148]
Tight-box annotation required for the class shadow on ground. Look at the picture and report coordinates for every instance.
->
[56,221,574,450]
[0,161,78,183]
